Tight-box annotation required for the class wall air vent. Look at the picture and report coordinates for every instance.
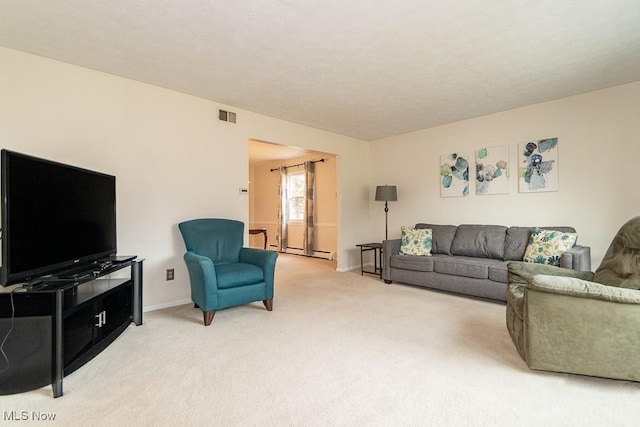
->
[218,109,237,124]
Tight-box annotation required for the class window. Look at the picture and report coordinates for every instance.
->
[287,172,305,222]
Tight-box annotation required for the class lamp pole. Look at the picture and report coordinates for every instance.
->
[384,200,389,241]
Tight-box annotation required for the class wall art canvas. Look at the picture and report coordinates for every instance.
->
[518,137,559,193]
[440,152,469,197]
[475,145,510,195]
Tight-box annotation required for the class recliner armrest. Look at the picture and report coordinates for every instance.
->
[523,273,640,381]
[508,261,594,286]
[529,275,640,304]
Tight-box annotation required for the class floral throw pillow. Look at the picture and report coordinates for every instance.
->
[400,226,433,256]
[523,228,577,266]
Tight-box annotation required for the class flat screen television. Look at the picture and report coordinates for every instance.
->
[1,150,117,286]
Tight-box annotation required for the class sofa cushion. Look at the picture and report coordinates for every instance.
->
[389,254,434,272]
[504,226,577,261]
[504,227,534,261]
[450,225,507,259]
[433,256,502,279]
[400,226,432,256]
[488,260,510,283]
[415,224,457,255]
[523,228,577,266]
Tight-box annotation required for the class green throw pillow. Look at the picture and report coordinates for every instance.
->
[523,228,577,266]
[400,226,432,256]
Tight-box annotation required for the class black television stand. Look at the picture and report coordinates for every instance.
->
[0,258,143,397]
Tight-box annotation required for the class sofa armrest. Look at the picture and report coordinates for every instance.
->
[382,239,401,281]
[529,275,640,304]
[559,245,591,271]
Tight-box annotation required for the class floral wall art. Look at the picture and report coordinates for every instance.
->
[519,138,559,193]
[475,145,510,195]
[440,152,469,197]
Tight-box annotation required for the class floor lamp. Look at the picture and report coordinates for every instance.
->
[375,185,398,241]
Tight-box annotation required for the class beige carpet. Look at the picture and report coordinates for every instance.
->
[2,254,639,426]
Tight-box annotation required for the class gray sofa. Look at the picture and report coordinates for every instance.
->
[382,224,591,302]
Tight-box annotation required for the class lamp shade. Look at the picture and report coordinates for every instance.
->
[375,185,397,202]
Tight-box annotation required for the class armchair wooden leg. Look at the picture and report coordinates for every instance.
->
[263,299,273,311]
[203,310,215,326]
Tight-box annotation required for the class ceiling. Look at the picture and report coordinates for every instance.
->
[1,1,640,141]
[248,139,316,165]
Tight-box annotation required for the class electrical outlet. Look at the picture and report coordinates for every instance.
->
[166,268,174,281]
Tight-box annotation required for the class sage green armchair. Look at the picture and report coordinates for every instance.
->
[179,218,278,326]
[506,216,640,381]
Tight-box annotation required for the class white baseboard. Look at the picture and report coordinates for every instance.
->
[143,298,192,312]
[337,265,363,272]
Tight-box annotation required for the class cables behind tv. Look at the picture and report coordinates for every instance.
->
[0,287,17,375]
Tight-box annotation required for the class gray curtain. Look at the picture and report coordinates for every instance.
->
[277,166,288,252]
[303,161,315,256]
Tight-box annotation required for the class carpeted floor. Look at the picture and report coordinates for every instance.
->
[1,254,639,426]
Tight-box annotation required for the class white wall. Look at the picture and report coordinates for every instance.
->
[0,47,372,309]
[369,82,640,268]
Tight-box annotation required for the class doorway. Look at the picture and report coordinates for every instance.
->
[248,139,338,261]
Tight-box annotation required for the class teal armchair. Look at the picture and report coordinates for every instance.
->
[178,218,278,326]
[506,216,640,381]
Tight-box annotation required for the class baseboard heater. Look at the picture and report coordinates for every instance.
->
[269,245,334,260]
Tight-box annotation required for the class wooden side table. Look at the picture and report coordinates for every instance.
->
[356,242,383,278]
[249,228,268,250]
